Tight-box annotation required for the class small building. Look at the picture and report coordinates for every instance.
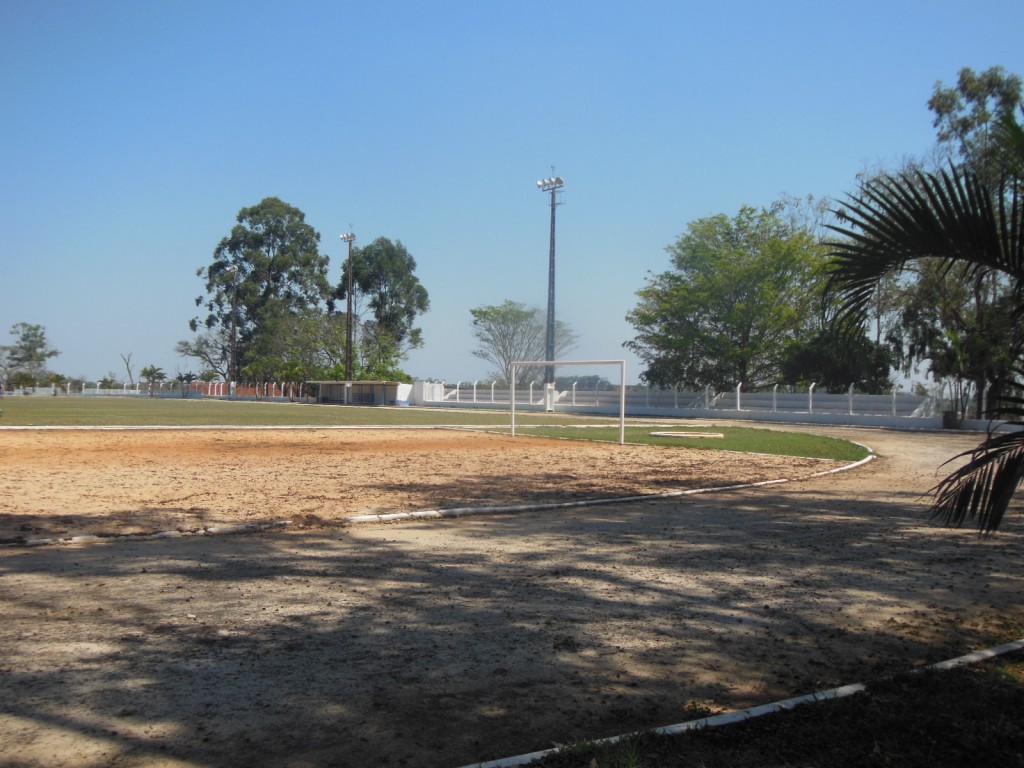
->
[307,381,412,406]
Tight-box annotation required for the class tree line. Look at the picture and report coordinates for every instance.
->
[625,66,1024,417]
[6,67,1020,416]
[180,197,430,391]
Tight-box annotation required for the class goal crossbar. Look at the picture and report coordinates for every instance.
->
[510,359,626,445]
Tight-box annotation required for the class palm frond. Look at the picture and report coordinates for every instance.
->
[932,430,1024,533]
[825,167,1024,330]
[826,162,1024,534]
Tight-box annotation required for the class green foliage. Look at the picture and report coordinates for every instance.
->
[241,309,349,385]
[827,97,1024,532]
[887,260,1022,416]
[781,330,895,393]
[356,324,414,382]
[330,236,429,382]
[188,213,428,386]
[139,365,166,397]
[929,65,1023,183]
[627,204,828,390]
[175,371,198,398]
[191,197,331,382]
[139,365,166,382]
[2,322,59,383]
[470,300,578,385]
[345,237,429,350]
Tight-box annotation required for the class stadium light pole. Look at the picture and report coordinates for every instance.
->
[536,175,564,385]
[225,264,239,398]
[340,232,357,381]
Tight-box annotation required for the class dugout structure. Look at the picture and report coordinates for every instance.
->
[308,381,407,406]
[510,359,626,444]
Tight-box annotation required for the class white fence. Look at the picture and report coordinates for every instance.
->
[424,381,925,413]
[413,381,1008,430]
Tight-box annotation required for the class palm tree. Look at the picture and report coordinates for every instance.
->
[826,122,1024,533]
[139,365,167,397]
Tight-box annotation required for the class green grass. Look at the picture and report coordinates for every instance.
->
[513,425,871,461]
[526,652,1024,768]
[0,396,586,428]
[0,396,868,461]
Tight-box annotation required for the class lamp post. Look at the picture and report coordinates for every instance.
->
[536,175,564,384]
[225,264,239,398]
[340,232,357,382]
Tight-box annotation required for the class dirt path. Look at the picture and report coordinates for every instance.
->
[0,425,1021,768]
[0,427,840,543]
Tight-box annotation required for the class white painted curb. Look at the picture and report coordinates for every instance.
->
[456,637,1024,768]
[345,447,875,525]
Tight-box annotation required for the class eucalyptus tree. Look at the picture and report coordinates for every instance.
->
[191,197,331,383]
[334,237,430,380]
[929,65,1023,185]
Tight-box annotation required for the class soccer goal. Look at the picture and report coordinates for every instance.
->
[509,359,626,444]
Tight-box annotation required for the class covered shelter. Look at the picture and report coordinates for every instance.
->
[307,381,410,406]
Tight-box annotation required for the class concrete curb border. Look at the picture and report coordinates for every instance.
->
[456,636,1024,768]
[344,444,875,524]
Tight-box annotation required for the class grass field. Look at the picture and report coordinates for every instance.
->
[0,395,533,427]
[0,396,869,461]
[514,424,869,461]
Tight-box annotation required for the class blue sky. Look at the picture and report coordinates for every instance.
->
[2,1,1023,385]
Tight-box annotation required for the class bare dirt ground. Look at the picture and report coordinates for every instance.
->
[0,424,1022,768]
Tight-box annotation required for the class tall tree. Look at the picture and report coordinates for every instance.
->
[929,65,1023,184]
[626,204,827,390]
[469,300,578,385]
[335,237,430,378]
[350,238,429,347]
[885,258,1022,417]
[191,197,331,383]
[3,323,59,386]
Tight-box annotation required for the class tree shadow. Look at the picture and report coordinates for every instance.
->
[0,482,1022,767]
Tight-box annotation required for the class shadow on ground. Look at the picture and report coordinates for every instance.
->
[1,467,1022,768]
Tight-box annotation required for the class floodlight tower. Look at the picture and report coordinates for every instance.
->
[339,232,357,381]
[536,175,564,384]
[225,264,239,397]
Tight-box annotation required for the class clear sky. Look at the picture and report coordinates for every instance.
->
[3,1,1023,385]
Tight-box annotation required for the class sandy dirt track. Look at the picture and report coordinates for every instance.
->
[0,428,844,543]
[0,425,1022,768]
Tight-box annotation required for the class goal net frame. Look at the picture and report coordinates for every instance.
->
[509,359,626,445]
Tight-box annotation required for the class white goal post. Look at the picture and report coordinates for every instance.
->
[509,359,626,445]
